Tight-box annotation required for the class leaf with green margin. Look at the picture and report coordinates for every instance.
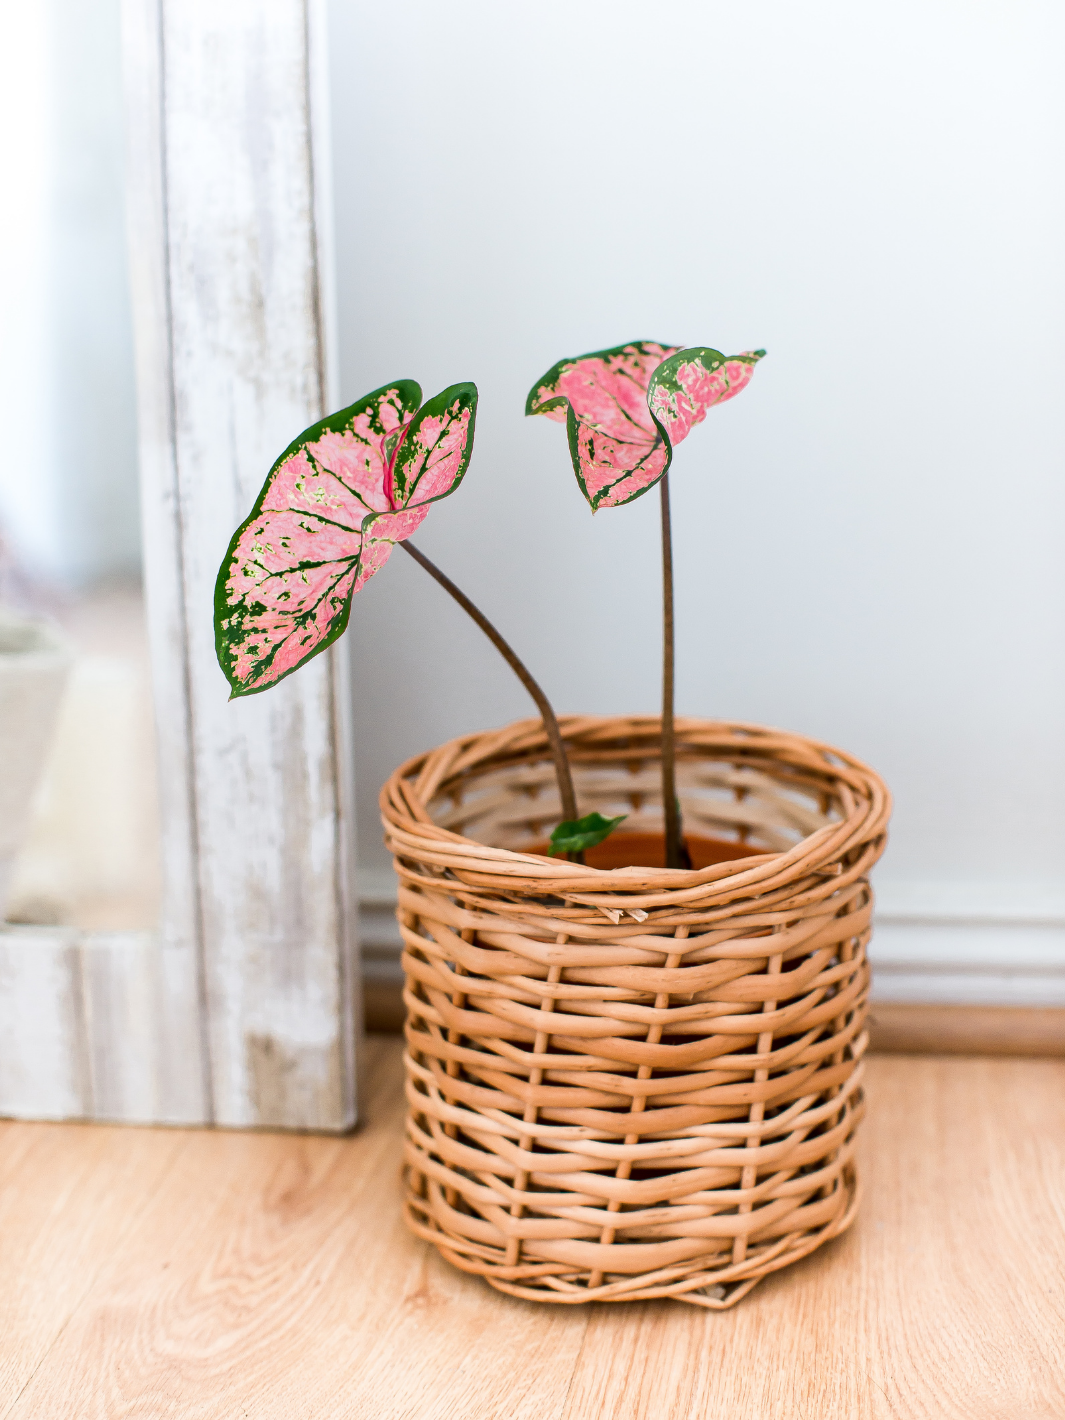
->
[214,378,478,699]
[386,382,478,511]
[647,348,766,449]
[526,340,681,512]
[548,811,627,856]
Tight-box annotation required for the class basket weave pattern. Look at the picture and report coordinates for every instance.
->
[381,716,890,1308]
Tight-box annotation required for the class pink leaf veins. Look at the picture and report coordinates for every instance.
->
[647,347,765,448]
[527,341,765,511]
[526,341,681,511]
[215,380,477,696]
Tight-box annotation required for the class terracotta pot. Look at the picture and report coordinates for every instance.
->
[529,830,759,872]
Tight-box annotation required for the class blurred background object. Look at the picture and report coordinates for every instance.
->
[0,608,71,919]
[1,583,160,929]
[0,0,139,585]
[0,0,159,933]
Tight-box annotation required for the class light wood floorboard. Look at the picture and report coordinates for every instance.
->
[2,1042,1062,1419]
[0,1123,187,1411]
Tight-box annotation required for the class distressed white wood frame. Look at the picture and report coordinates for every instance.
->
[130,0,359,1130]
[0,0,360,1130]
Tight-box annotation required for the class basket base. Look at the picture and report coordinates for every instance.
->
[404,1166,861,1309]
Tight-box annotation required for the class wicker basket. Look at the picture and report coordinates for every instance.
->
[381,715,890,1308]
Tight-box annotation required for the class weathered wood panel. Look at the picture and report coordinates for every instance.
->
[0,928,207,1124]
[79,932,167,1123]
[124,0,357,1129]
[0,927,86,1120]
[122,0,211,1126]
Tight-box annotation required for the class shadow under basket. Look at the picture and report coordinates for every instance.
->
[381,715,891,1309]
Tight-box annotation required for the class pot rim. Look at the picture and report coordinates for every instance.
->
[381,713,891,914]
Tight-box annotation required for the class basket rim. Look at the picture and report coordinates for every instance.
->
[380,713,891,911]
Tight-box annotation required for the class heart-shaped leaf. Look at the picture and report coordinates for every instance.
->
[214,379,477,698]
[647,348,765,448]
[386,382,478,511]
[548,811,627,856]
[527,341,681,511]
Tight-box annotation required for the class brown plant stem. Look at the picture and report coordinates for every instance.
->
[659,474,691,870]
[401,539,579,826]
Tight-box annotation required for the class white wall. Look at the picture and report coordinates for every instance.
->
[0,6,54,573]
[0,0,139,587]
[328,0,1065,925]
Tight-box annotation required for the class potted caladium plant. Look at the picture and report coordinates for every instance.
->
[215,379,581,847]
[526,340,765,869]
[215,344,890,1312]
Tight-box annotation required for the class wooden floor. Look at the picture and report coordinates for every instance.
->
[2,1041,1063,1420]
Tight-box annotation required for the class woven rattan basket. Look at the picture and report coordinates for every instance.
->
[381,714,890,1308]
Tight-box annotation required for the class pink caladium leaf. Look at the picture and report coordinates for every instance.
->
[526,340,681,511]
[528,340,765,512]
[214,379,477,697]
[647,347,766,448]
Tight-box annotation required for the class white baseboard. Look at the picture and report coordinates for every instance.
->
[357,869,1065,1008]
[4,875,1061,1123]
[358,869,406,987]
[872,881,1065,1008]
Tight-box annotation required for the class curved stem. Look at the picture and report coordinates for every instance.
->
[659,474,691,870]
[400,539,579,825]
